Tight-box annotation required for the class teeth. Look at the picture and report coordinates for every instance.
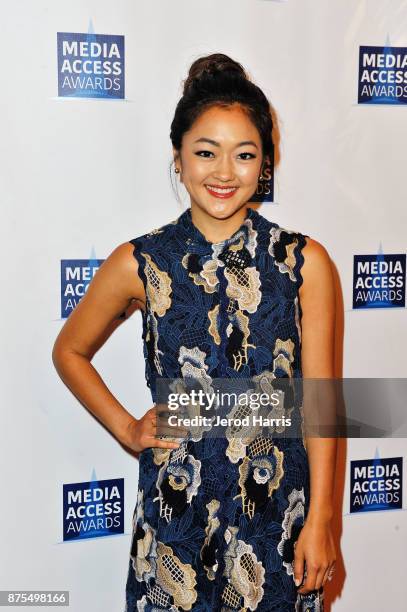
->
[206,185,237,194]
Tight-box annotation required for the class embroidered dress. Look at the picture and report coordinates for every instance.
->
[124,206,324,611]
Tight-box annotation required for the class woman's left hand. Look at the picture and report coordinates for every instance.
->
[293,516,336,594]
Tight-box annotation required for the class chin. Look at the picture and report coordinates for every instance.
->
[209,201,233,212]
[203,196,242,210]
[211,201,247,216]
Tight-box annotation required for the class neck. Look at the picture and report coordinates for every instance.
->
[189,203,249,244]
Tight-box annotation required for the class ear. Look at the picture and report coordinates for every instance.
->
[172,146,180,165]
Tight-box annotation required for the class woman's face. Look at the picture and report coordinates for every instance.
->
[174,104,264,218]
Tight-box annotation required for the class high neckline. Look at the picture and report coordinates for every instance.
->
[177,206,258,249]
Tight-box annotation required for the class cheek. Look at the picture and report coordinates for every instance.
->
[235,164,260,183]
[184,163,208,184]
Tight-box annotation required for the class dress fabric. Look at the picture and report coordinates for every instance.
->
[124,206,324,612]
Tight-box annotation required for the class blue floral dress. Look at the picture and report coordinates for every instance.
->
[125,206,324,611]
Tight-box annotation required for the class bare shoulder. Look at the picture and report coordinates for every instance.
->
[302,236,332,281]
[101,241,145,305]
[301,235,332,267]
[52,241,146,360]
[300,236,334,295]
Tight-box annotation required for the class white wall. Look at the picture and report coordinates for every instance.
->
[1,1,406,610]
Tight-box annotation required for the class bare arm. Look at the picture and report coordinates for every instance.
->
[300,237,337,522]
[52,242,180,453]
[294,237,337,594]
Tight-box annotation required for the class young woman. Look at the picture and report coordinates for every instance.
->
[53,53,337,612]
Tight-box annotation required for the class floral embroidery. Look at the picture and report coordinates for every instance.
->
[126,207,322,611]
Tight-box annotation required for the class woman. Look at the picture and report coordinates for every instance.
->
[53,53,337,611]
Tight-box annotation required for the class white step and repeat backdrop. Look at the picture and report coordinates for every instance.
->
[2,1,406,610]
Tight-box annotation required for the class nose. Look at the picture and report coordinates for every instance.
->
[212,155,235,182]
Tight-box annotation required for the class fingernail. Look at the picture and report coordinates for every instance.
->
[294,578,301,586]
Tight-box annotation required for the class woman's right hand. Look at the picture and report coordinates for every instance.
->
[121,405,185,453]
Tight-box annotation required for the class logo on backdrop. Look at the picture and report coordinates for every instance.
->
[350,455,402,513]
[63,475,124,541]
[61,254,104,318]
[57,24,125,99]
[353,252,406,309]
[358,42,407,104]
[250,144,274,204]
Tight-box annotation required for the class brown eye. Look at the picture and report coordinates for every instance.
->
[238,153,256,160]
[195,150,214,157]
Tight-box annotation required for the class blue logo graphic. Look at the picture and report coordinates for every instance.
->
[358,40,407,104]
[350,453,402,513]
[61,251,104,319]
[353,251,406,309]
[63,472,124,541]
[250,144,274,203]
[57,23,125,99]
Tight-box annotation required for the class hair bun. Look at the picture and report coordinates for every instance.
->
[183,53,248,95]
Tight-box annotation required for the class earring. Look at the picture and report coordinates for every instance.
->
[175,167,180,174]
[259,174,264,180]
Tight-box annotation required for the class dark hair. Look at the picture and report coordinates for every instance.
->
[169,53,279,202]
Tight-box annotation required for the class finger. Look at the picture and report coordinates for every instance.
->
[293,546,304,587]
[315,566,328,590]
[151,438,180,448]
[147,418,157,431]
[146,435,180,449]
[152,414,186,433]
[151,404,171,422]
[297,565,317,595]
[156,422,189,436]
[155,403,172,419]
[154,413,189,437]
[155,411,188,431]
[322,562,335,586]
[156,430,188,441]
[150,423,187,442]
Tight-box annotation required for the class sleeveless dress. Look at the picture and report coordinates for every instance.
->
[124,206,324,612]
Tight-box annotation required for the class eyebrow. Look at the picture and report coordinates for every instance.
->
[193,137,258,149]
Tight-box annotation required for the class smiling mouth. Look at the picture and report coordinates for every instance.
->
[205,184,239,197]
